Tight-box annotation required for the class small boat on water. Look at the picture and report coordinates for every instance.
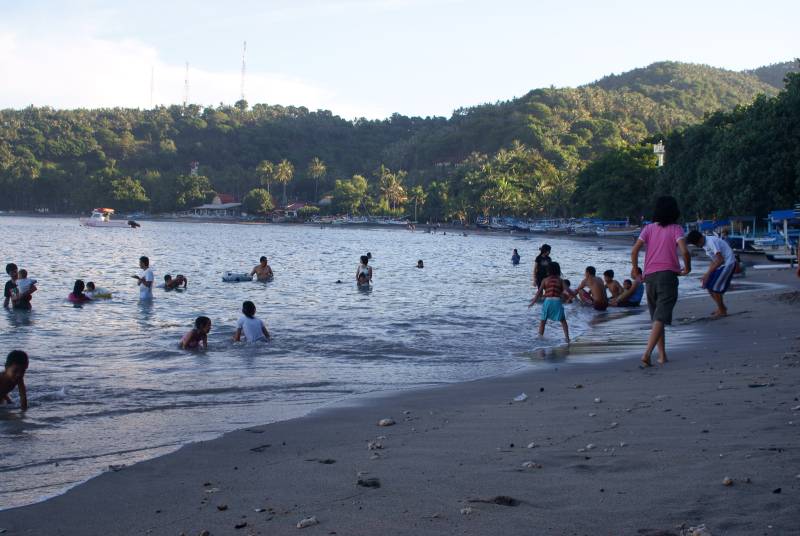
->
[80,208,140,228]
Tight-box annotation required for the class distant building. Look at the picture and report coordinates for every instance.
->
[186,193,242,218]
[318,196,333,207]
[283,202,307,219]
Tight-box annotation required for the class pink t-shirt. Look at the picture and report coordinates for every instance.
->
[639,223,685,277]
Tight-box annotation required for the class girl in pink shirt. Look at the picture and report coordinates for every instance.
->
[630,196,691,367]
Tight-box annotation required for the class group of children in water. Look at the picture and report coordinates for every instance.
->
[527,243,646,342]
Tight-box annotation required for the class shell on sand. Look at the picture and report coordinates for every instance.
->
[297,516,319,529]
[377,418,396,427]
[722,477,733,486]
[460,507,474,515]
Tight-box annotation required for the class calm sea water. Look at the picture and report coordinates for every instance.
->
[1,216,649,508]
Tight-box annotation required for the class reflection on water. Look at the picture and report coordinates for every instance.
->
[0,216,695,508]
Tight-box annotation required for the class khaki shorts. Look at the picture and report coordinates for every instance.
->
[645,271,679,325]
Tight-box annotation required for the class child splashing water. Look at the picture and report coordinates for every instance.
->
[529,262,570,343]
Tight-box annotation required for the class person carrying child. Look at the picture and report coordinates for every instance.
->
[529,262,570,343]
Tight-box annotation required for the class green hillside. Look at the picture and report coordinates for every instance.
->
[0,60,792,221]
[743,60,800,89]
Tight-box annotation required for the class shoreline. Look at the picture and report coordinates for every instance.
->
[1,269,798,534]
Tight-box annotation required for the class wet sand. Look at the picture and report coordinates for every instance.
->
[1,269,799,535]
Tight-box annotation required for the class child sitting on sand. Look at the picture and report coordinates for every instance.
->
[1,350,28,411]
[234,301,271,343]
[529,262,570,343]
[180,316,211,350]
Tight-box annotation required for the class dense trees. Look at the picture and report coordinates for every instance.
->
[571,71,800,221]
[0,60,794,222]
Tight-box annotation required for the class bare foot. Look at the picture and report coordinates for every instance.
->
[640,356,652,367]
[710,309,728,318]
[658,355,669,365]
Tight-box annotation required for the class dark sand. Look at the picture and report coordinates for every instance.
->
[1,269,799,535]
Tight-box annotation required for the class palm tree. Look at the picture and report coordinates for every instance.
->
[409,185,427,222]
[274,159,294,206]
[307,157,326,202]
[256,160,274,194]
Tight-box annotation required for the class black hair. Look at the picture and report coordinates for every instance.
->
[195,316,211,329]
[260,256,267,263]
[686,230,704,245]
[5,263,17,275]
[164,274,172,282]
[652,196,680,226]
[360,255,369,265]
[513,248,518,253]
[563,279,571,286]
[366,252,372,259]
[586,266,596,276]
[633,266,643,276]
[539,244,551,254]
[603,269,614,278]
[417,259,424,266]
[547,262,561,278]
[139,256,149,267]
[73,279,85,295]
[242,300,256,318]
[5,350,28,370]
[86,282,96,290]
[623,279,632,285]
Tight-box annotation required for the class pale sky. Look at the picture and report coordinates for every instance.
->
[0,0,797,118]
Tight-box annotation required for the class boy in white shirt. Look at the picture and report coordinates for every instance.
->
[234,301,271,343]
[687,230,736,317]
[131,256,154,301]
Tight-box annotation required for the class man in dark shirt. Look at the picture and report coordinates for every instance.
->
[4,263,34,309]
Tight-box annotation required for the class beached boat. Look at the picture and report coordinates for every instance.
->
[80,208,140,228]
[596,226,640,238]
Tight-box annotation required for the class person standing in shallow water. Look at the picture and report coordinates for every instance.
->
[630,196,691,367]
[512,249,521,265]
[533,244,551,288]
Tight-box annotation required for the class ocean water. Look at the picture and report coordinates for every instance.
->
[1,216,648,509]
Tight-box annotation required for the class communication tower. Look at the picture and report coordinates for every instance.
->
[653,140,665,167]
[240,41,247,101]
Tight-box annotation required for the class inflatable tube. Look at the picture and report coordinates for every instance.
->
[222,272,252,282]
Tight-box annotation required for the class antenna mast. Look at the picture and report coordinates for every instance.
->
[183,62,190,107]
[240,41,247,101]
[150,66,154,108]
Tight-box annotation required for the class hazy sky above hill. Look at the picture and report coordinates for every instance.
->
[1,0,796,118]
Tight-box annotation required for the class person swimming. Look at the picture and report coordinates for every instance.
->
[356,255,372,286]
[417,260,424,269]
[85,282,112,299]
[164,274,188,290]
[67,279,91,304]
[180,316,211,349]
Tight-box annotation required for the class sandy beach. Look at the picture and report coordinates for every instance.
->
[1,268,799,535]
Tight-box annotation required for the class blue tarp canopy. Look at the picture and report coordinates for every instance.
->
[769,209,799,223]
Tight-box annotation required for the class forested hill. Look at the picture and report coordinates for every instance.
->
[743,61,800,89]
[0,60,794,220]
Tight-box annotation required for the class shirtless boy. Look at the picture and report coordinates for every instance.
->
[251,257,274,281]
[577,266,608,311]
[1,350,28,411]
[603,269,623,300]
